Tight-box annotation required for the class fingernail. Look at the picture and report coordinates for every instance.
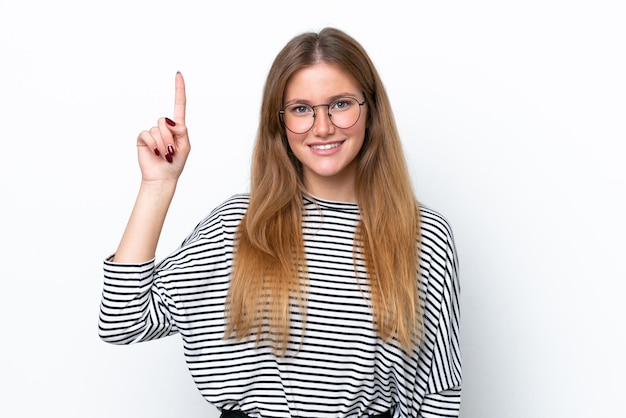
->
[153,148,161,156]
[165,118,176,127]
[167,144,175,156]
[165,153,173,163]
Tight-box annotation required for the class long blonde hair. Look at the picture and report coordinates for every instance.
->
[225,27,422,353]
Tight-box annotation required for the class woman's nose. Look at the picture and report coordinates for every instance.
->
[312,107,334,136]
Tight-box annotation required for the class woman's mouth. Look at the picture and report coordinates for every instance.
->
[309,141,344,151]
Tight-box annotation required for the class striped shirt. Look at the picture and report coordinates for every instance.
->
[99,194,461,417]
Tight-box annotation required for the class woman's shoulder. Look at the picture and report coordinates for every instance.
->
[181,194,250,245]
[417,203,460,298]
[209,193,250,216]
[418,203,456,247]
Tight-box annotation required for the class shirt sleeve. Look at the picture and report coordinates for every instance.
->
[420,387,462,418]
[98,257,178,344]
[98,195,247,346]
[422,217,462,416]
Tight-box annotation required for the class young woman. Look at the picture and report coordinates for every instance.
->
[99,27,461,418]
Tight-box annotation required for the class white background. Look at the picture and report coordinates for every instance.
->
[1,1,624,417]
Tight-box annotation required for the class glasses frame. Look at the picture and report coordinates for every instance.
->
[278,96,366,134]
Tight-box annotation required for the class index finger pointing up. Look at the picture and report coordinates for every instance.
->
[174,71,186,123]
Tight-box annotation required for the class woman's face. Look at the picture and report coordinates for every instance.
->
[283,62,367,201]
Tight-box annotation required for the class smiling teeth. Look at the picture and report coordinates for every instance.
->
[311,142,341,150]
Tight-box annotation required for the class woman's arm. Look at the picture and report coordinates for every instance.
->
[113,72,190,263]
[420,209,462,417]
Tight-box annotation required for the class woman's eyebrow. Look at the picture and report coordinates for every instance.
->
[283,93,361,105]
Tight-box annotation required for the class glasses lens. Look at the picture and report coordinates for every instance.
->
[282,103,314,134]
[328,97,361,129]
[281,97,362,134]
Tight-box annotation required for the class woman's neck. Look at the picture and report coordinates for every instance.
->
[303,171,357,203]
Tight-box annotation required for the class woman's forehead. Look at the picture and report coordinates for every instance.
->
[284,63,361,102]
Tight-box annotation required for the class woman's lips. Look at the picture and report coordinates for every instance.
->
[308,140,345,154]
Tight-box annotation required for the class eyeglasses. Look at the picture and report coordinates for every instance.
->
[279,96,366,134]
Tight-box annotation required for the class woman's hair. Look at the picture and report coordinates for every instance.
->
[225,27,423,354]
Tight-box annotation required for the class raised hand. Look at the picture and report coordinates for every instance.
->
[136,72,190,183]
[113,72,191,263]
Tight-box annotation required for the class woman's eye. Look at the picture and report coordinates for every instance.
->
[289,104,313,116]
[331,99,351,110]
[292,105,311,114]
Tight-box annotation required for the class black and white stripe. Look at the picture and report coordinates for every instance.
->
[99,193,461,417]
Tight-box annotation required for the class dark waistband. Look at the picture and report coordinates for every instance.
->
[220,410,391,418]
